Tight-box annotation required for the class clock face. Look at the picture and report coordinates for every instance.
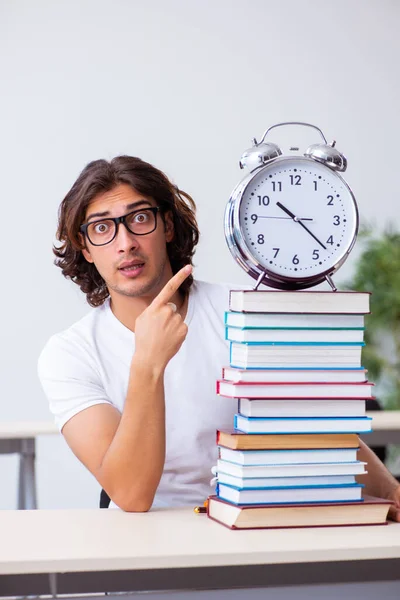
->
[235,156,358,282]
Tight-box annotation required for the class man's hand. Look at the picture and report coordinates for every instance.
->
[387,484,400,522]
[134,265,192,371]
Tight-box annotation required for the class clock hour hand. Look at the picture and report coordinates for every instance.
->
[276,201,326,250]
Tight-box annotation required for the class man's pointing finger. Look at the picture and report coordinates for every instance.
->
[151,265,192,308]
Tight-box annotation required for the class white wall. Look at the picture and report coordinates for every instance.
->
[0,0,399,509]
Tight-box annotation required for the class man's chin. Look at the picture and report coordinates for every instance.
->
[110,272,164,299]
[111,282,154,298]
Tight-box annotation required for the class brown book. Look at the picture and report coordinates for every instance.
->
[207,495,392,530]
[229,289,370,314]
[217,430,360,450]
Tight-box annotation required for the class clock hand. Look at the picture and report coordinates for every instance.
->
[257,215,313,221]
[276,202,326,250]
[275,202,301,221]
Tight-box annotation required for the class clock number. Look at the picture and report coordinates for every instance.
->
[290,175,302,186]
[333,215,341,226]
[257,195,270,206]
[251,214,258,224]
[312,249,320,260]
[327,235,334,245]
[272,247,280,258]
[292,254,299,265]
[271,181,282,192]
[257,234,265,244]
[327,195,334,205]
[313,181,318,191]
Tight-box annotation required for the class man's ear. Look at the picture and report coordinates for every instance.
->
[164,211,174,243]
[78,233,94,264]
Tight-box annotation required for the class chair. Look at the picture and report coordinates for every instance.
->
[100,488,111,508]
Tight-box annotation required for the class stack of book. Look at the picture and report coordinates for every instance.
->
[208,289,393,529]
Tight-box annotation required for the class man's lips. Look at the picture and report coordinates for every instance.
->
[118,261,145,278]
[118,260,145,271]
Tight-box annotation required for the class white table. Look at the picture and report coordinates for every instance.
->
[0,508,400,598]
[0,413,398,512]
[363,410,400,446]
[0,421,58,509]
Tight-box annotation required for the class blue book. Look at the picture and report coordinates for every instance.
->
[218,446,361,466]
[216,472,358,490]
[216,482,364,505]
[234,414,372,435]
[225,326,364,344]
[230,341,363,369]
[230,341,365,346]
[223,366,366,372]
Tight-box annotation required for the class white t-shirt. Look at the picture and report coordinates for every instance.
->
[38,280,238,508]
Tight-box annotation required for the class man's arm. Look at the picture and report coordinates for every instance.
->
[357,439,400,521]
[62,265,192,512]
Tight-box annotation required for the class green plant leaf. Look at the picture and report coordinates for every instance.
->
[344,227,400,410]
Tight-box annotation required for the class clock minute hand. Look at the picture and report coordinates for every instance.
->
[276,201,326,250]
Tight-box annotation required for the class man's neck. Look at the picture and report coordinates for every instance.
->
[109,286,189,333]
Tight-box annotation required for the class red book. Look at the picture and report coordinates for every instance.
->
[207,495,392,530]
[229,289,371,314]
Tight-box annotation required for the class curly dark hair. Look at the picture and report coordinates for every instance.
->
[54,156,200,307]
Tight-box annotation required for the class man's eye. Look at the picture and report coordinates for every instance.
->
[94,223,109,233]
[134,213,149,223]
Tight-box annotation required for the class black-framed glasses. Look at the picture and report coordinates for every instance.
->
[80,207,160,246]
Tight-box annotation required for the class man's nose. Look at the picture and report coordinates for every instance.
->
[115,222,139,251]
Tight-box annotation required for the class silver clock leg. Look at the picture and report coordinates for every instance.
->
[253,271,267,290]
[325,274,337,292]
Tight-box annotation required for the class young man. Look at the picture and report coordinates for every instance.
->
[38,155,400,518]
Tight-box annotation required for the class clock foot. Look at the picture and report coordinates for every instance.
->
[253,270,268,290]
[325,274,337,292]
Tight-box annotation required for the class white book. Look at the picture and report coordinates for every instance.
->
[237,398,366,418]
[216,459,367,479]
[230,342,363,369]
[218,380,373,399]
[218,446,360,465]
[217,482,363,505]
[222,366,368,384]
[226,327,364,343]
[225,312,365,329]
[216,472,357,489]
[234,414,372,434]
[229,290,370,314]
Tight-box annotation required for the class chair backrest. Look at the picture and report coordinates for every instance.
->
[100,488,111,509]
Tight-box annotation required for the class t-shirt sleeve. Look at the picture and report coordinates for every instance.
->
[38,333,113,432]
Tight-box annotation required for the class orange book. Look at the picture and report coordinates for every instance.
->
[216,429,360,451]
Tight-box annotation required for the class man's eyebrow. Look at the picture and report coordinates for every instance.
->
[86,200,153,222]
